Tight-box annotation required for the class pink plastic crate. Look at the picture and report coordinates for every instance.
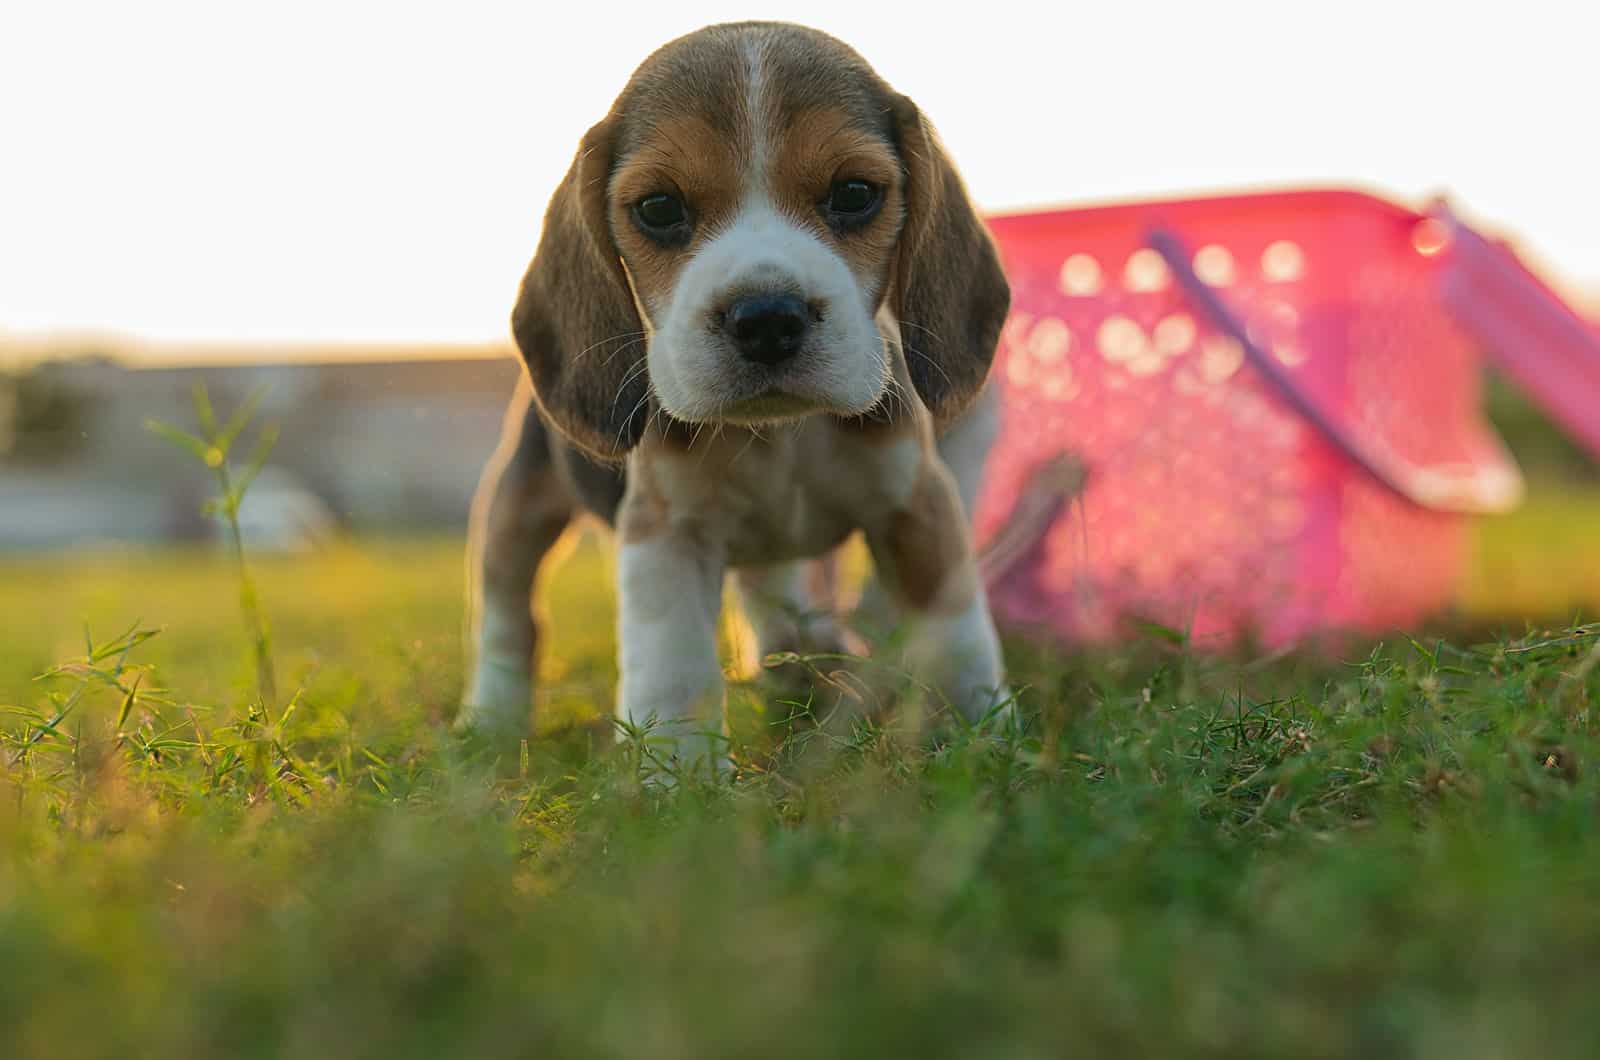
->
[974,188,1598,646]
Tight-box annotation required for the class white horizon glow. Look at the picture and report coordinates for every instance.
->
[3,0,1596,352]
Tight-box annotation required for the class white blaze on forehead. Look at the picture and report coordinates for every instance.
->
[741,36,771,198]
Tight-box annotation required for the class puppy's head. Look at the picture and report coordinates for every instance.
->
[512,22,1009,460]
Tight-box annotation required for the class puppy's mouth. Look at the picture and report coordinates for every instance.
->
[683,368,889,425]
[715,388,829,424]
[646,327,890,426]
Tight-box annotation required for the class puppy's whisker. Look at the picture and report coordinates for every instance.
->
[902,343,957,394]
[610,357,650,404]
[641,400,670,444]
[884,374,911,421]
[688,420,713,459]
[606,357,654,425]
[896,319,948,346]
[573,330,649,364]
[614,388,654,453]
[599,337,649,369]
[733,430,760,465]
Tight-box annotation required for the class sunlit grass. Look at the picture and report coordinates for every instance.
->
[1462,478,1600,621]
[1,478,1598,1058]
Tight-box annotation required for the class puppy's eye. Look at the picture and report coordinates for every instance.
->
[823,179,882,225]
[634,193,688,235]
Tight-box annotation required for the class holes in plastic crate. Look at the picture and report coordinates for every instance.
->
[998,312,1036,352]
[1273,341,1309,367]
[1252,301,1305,366]
[1005,316,1079,399]
[1412,218,1450,257]
[1173,366,1205,395]
[1127,353,1166,377]
[1039,373,1081,401]
[1098,316,1148,364]
[1153,313,1196,356]
[1028,316,1073,363]
[1194,245,1236,286]
[1123,249,1171,292]
[1095,313,1199,379]
[1261,240,1305,282]
[1060,254,1103,295]
[1200,336,1244,383]
[1006,352,1036,387]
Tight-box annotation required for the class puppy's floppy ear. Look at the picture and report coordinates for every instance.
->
[511,117,648,462]
[890,95,1010,424]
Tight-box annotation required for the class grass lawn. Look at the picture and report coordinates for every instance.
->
[2,480,1598,1058]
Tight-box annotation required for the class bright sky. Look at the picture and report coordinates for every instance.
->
[3,0,1596,352]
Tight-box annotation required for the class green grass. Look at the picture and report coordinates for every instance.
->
[1462,483,1600,619]
[2,483,1598,1059]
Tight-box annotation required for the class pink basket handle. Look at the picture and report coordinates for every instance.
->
[1147,228,1523,515]
[1430,198,1600,463]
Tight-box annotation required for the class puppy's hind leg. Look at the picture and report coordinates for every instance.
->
[458,381,574,739]
[736,560,852,662]
[735,558,864,732]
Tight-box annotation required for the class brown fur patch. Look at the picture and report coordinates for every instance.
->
[769,107,904,300]
[616,457,670,544]
[881,462,979,614]
[608,113,745,320]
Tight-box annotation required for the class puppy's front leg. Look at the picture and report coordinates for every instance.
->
[866,459,1010,726]
[616,520,729,778]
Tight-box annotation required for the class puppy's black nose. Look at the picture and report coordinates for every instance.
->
[725,293,808,365]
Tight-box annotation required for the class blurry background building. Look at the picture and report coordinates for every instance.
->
[0,348,519,549]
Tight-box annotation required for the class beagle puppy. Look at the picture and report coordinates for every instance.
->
[457,22,1012,770]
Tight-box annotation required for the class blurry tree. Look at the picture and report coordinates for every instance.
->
[0,366,88,465]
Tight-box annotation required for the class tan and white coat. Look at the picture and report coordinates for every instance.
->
[458,22,1013,771]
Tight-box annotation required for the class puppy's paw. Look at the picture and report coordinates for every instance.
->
[455,658,533,740]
